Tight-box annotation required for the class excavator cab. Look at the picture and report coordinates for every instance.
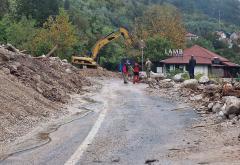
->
[72,27,134,68]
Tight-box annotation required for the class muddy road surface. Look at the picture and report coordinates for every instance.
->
[1,80,198,165]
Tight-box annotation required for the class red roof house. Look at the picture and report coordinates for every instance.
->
[160,45,239,78]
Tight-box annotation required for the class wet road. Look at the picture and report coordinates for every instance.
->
[1,80,197,165]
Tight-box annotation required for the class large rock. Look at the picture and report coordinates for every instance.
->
[62,59,68,63]
[151,72,165,80]
[223,83,234,96]
[212,102,223,113]
[182,79,198,89]
[0,47,17,62]
[222,96,240,117]
[65,68,72,74]
[208,102,214,111]
[204,84,221,95]
[199,76,210,84]
[190,94,203,101]
[159,79,175,88]
[223,96,239,105]
[233,82,240,90]
[173,73,184,82]
[1,67,10,75]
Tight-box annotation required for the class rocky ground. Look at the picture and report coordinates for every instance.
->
[0,45,116,144]
[147,77,240,164]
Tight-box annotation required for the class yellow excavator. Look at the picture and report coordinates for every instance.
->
[72,27,134,68]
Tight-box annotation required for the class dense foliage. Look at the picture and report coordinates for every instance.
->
[0,0,240,68]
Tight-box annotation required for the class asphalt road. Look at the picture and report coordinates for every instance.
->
[1,80,197,165]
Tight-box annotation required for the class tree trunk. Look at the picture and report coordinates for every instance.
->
[46,45,58,57]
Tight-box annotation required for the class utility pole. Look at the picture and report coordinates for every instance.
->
[141,47,144,71]
[218,10,221,30]
[140,39,146,71]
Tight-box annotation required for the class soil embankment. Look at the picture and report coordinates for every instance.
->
[0,46,116,143]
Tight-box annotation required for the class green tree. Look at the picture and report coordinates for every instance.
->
[187,37,215,51]
[136,4,186,49]
[16,0,62,25]
[0,16,11,43]
[0,0,9,18]
[6,16,36,50]
[32,9,78,57]
[145,36,173,61]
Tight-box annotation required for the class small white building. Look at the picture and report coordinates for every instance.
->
[216,31,227,40]
[186,33,199,41]
[160,45,239,78]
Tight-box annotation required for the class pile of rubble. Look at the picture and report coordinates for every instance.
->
[79,68,120,78]
[0,46,92,102]
[148,76,240,124]
[0,45,117,143]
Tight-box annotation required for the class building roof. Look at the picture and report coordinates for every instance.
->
[161,45,239,67]
[186,33,198,37]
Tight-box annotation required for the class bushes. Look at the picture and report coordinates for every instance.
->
[0,16,36,51]
[167,69,190,80]
[6,16,36,50]
[167,69,183,78]
[182,72,190,80]
[195,72,204,81]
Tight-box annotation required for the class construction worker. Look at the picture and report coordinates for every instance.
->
[133,63,140,84]
[122,63,129,84]
[145,58,152,79]
[128,64,134,81]
[188,55,196,79]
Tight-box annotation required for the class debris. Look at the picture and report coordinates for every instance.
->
[207,102,214,111]
[150,72,165,80]
[5,43,21,53]
[190,94,203,101]
[111,157,120,163]
[192,125,206,128]
[159,79,175,88]
[148,73,240,123]
[145,159,159,165]
[65,68,72,74]
[198,162,210,165]
[168,148,181,151]
[173,73,184,82]
[182,79,198,89]
[223,83,234,96]
[199,76,210,84]
[212,102,223,113]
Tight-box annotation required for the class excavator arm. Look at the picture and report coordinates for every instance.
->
[72,27,134,68]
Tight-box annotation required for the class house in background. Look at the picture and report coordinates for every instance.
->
[159,45,239,78]
[216,31,227,40]
[230,32,240,47]
[186,33,199,41]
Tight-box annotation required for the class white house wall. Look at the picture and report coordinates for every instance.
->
[166,64,209,76]
[194,65,208,76]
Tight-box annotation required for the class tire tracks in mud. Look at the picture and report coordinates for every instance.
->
[0,94,104,162]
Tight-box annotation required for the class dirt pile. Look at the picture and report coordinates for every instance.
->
[0,47,92,103]
[0,46,117,143]
[79,68,120,78]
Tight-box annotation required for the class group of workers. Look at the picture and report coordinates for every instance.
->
[121,58,152,84]
[121,55,197,84]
